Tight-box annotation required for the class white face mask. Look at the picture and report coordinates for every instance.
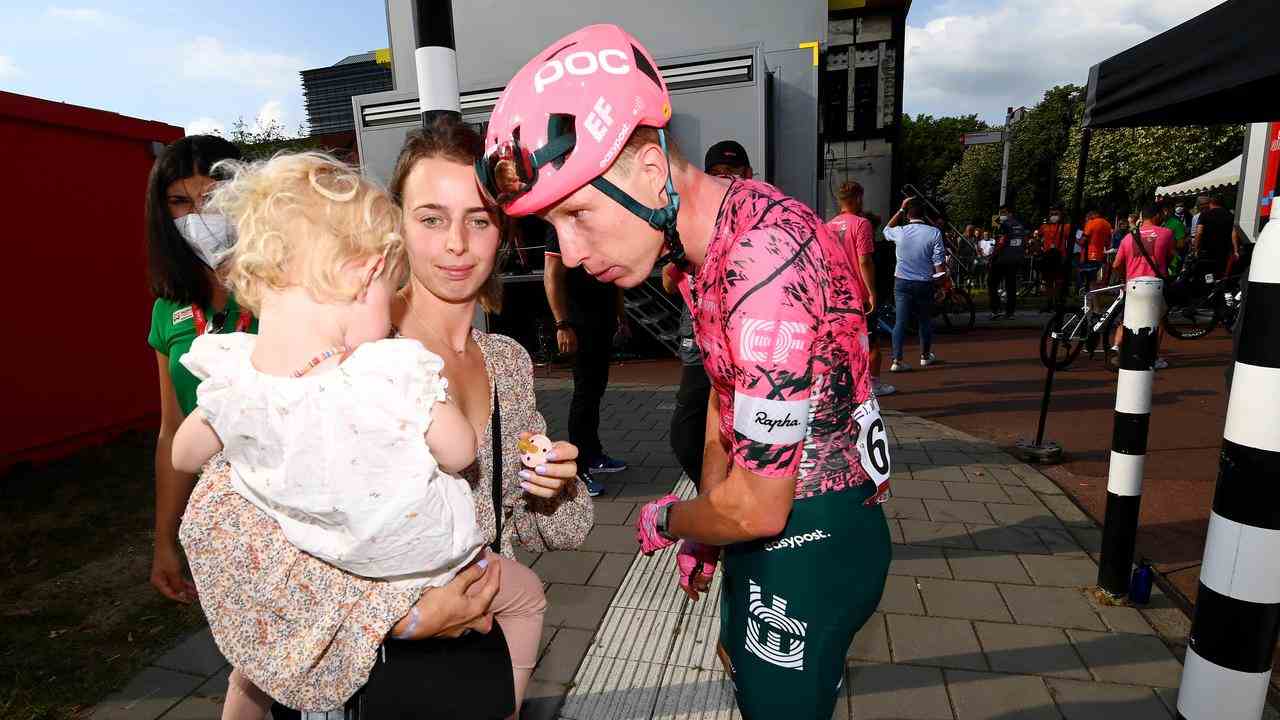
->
[998,214,1010,223]
[1049,215,1061,223]
[175,213,236,268]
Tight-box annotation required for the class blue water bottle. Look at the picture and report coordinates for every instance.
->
[1129,558,1153,605]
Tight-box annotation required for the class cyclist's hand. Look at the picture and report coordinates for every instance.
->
[677,541,719,601]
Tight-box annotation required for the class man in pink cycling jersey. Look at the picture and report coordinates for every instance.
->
[476,24,891,719]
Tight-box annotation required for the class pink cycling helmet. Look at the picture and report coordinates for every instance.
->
[478,24,685,260]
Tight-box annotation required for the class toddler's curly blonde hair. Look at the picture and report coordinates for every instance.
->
[211,151,409,314]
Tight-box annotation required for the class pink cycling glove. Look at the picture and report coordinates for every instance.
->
[677,541,720,594]
[635,494,681,555]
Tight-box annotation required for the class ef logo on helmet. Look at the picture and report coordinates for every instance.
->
[533,48,630,94]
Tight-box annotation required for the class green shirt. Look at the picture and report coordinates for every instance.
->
[1164,217,1187,246]
[147,296,257,416]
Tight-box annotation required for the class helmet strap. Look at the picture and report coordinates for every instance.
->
[588,128,688,268]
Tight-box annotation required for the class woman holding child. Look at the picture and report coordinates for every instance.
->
[151,117,592,719]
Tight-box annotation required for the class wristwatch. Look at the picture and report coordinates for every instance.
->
[656,503,676,540]
[555,320,575,330]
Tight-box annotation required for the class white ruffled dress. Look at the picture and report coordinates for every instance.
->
[181,334,484,590]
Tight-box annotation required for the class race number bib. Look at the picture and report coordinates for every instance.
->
[1009,238,1023,247]
[854,396,891,491]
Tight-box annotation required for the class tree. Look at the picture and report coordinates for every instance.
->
[214,116,316,160]
[939,143,1003,228]
[900,113,989,197]
[1058,123,1244,217]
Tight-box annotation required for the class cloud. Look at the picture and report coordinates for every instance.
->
[185,117,225,136]
[0,55,20,79]
[179,36,306,92]
[254,99,286,129]
[47,6,124,27]
[903,0,1222,122]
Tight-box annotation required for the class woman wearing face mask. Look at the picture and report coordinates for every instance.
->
[145,135,256,605]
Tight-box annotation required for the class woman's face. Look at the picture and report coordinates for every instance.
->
[166,174,216,219]
[401,157,501,305]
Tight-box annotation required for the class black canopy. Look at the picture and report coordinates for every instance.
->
[1083,0,1280,129]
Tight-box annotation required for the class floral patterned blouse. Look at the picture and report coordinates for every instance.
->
[179,330,593,711]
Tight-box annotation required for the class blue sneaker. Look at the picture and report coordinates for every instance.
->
[587,454,628,474]
[580,469,605,498]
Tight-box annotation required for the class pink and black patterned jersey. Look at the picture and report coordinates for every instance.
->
[680,179,875,499]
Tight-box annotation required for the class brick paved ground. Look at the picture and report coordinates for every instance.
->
[89,376,1276,720]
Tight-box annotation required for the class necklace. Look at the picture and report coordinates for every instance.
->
[292,345,349,378]
[401,290,469,355]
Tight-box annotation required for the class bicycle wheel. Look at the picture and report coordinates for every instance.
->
[936,288,976,332]
[1040,312,1086,370]
[1165,294,1220,339]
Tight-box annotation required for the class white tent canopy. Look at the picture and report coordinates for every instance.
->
[1155,155,1241,198]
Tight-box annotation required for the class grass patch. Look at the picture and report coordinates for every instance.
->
[1,431,208,720]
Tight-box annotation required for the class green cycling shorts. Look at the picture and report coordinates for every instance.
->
[718,481,891,719]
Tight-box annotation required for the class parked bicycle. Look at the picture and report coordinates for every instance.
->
[1164,266,1244,340]
[1039,283,1126,371]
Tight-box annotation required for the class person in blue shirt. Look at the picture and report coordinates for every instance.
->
[883,197,947,372]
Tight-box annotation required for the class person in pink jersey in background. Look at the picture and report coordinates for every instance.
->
[828,180,894,396]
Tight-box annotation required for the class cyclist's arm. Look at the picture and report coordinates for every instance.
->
[698,389,730,494]
[669,463,794,544]
[858,254,876,310]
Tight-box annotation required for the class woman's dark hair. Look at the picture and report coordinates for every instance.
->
[146,135,242,306]
[389,115,513,313]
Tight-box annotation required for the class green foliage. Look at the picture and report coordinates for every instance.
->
[214,116,317,160]
[936,82,1243,226]
[900,113,989,196]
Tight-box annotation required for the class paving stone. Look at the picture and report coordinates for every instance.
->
[592,501,636,525]
[918,578,1012,621]
[945,482,1010,503]
[589,552,635,588]
[581,524,642,554]
[612,482,674,503]
[1018,472,1065,495]
[1067,527,1102,554]
[973,622,1090,679]
[1039,494,1094,527]
[884,497,930,520]
[1045,678,1174,720]
[514,546,542,568]
[925,499,995,524]
[929,451,973,467]
[151,627,227,678]
[889,544,952,579]
[897,449,931,465]
[651,665,739,719]
[1096,605,1155,635]
[533,551,604,585]
[900,520,974,548]
[999,586,1105,631]
[544,584,615,630]
[846,662,954,719]
[986,503,1065,530]
[1001,485,1043,505]
[1019,555,1099,587]
[887,614,986,670]
[888,519,905,544]
[945,670,1059,720]
[532,627,596,684]
[1037,528,1089,556]
[877,575,924,614]
[1067,630,1182,687]
[539,627,557,662]
[968,524,1048,554]
[559,655,665,719]
[944,548,1031,583]
[847,612,891,662]
[914,465,970,483]
[892,479,950,499]
[522,679,571,720]
[89,667,204,720]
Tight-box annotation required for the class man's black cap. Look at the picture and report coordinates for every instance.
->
[704,140,751,172]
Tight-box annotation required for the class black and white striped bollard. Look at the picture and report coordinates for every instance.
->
[1096,276,1163,597]
[1176,208,1280,719]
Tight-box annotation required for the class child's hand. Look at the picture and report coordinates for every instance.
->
[515,432,578,499]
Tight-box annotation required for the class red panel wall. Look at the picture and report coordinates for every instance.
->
[0,92,183,465]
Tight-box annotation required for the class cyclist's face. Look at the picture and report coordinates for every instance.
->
[540,158,667,288]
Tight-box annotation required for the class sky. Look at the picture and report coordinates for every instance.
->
[0,0,1224,135]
